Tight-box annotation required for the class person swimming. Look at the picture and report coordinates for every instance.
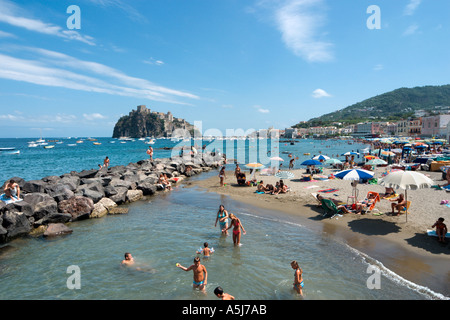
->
[196,242,214,258]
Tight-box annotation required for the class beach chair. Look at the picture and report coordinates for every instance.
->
[320,198,344,218]
[361,191,380,214]
[399,201,411,215]
[311,193,322,207]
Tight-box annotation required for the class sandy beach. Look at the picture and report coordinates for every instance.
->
[186,166,450,297]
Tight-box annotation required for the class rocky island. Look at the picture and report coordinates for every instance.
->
[112,105,197,138]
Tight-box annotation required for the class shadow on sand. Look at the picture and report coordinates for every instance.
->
[347,218,401,236]
[405,233,450,254]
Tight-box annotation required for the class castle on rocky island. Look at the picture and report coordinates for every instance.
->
[112,105,196,138]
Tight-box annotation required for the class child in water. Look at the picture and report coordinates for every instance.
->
[291,260,304,296]
[214,286,235,300]
[196,242,214,258]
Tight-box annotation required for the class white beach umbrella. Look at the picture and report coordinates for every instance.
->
[275,171,295,180]
[378,171,434,222]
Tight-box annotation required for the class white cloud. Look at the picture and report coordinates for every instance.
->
[254,105,270,113]
[0,46,200,105]
[83,113,107,121]
[373,64,384,71]
[267,0,333,62]
[403,24,419,36]
[0,30,16,38]
[404,0,422,16]
[312,88,331,98]
[0,0,95,45]
[143,57,165,66]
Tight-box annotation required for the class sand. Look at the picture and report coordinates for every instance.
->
[185,166,450,298]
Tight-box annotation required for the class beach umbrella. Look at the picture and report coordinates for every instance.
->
[334,169,374,203]
[334,169,374,181]
[245,163,265,169]
[381,169,403,177]
[312,155,330,161]
[275,171,295,180]
[364,155,377,160]
[325,158,342,165]
[378,171,434,222]
[366,159,387,166]
[341,152,359,156]
[300,159,322,166]
[269,157,284,162]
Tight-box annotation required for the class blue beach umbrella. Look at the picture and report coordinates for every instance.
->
[312,155,330,161]
[334,168,374,181]
[301,159,322,166]
[341,152,359,156]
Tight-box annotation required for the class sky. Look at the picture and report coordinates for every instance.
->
[0,0,449,138]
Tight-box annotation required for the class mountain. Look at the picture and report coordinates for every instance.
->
[112,105,196,138]
[293,85,450,128]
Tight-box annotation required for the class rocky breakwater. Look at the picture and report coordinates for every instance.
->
[0,152,223,243]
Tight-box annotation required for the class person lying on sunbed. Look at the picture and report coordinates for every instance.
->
[316,194,351,213]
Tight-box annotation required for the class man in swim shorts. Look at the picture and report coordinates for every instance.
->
[177,257,208,291]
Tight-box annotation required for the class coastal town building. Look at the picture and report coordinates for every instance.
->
[421,114,450,138]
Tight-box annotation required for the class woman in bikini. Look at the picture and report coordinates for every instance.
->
[219,166,226,187]
[227,213,246,246]
[291,260,304,296]
[214,205,229,235]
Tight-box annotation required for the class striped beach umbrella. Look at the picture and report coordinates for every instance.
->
[312,155,330,161]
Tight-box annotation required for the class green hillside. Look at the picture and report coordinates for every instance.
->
[293,85,450,128]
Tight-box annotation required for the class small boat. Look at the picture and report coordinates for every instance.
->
[2,150,20,154]
[303,153,310,155]
[93,142,101,145]
[76,140,83,143]
[67,144,77,146]
[28,143,38,147]
[44,145,54,149]
[0,147,16,151]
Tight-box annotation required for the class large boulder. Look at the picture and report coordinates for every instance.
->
[107,187,128,204]
[58,196,94,221]
[126,190,143,202]
[43,223,73,238]
[22,193,58,220]
[2,211,31,240]
[34,212,72,226]
[22,180,47,194]
[44,184,75,203]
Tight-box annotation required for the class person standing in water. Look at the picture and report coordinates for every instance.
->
[219,166,226,187]
[214,286,235,300]
[177,257,208,291]
[215,205,229,235]
[227,213,246,246]
[291,260,304,296]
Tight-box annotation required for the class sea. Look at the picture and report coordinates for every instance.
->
[0,136,448,301]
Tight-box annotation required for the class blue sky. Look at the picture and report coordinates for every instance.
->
[0,0,449,138]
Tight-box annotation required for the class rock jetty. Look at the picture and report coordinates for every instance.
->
[0,153,224,243]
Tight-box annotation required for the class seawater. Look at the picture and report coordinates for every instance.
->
[0,137,446,300]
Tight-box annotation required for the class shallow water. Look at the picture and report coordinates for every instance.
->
[1,137,446,300]
[0,181,440,300]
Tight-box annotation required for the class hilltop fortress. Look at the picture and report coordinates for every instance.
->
[112,105,196,138]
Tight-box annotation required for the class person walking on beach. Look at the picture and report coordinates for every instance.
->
[219,166,226,187]
[176,257,208,291]
[146,146,153,161]
[291,260,304,296]
[214,286,235,300]
[227,213,246,246]
[215,204,229,235]
[289,158,295,170]
[432,217,447,243]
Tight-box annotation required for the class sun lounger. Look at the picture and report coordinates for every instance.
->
[360,192,380,214]
[320,198,345,218]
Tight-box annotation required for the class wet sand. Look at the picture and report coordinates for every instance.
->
[185,167,450,298]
